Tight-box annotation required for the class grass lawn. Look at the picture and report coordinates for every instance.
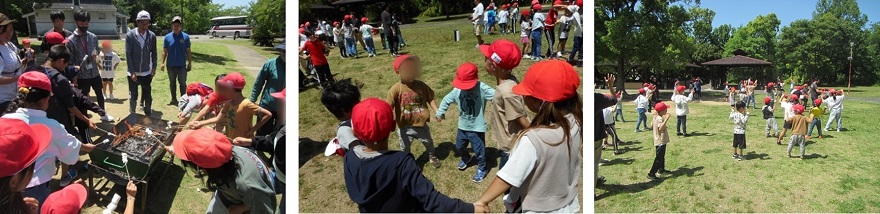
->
[22,39,273,213]
[298,9,584,212]
[595,86,880,213]
[206,38,284,59]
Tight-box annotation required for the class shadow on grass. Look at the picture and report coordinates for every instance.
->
[688,132,715,137]
[619,146,644,153]
[103,98,129,104]
[193,52,234,65]
[86,161,185,214]
[745,151,771,160]
[603,158,635,166]
[596,166,704,200]
[617,140,642,146]
[299,138,329,168]
[803,153,828,159]
[422,14,470,23]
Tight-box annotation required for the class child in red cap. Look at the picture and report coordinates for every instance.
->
[189,74,231,132]
[0,118,52,213]
[670,82,694,136]
[807,98,826,139]
[97,40,121,101]
[170,128,277,213]
[343,98,478,213]
[300,30,334,87]
[729,101,750,161]
[498,4,510,34]
[786,104,811,158]
[234,88,288,213]
[647,102,672,179]
[176,82,212,126]
[191,72,273,139]
[436,62,496,182]
[778,94,798,144]
[332,21,347,58]
[386,55,442,168]
[21,38,36,69]
[634,87,650,132]
[480,39,528,172]
[519,8,532,58]
[476,60,582,212]
[762,96,780,137]
[357,17,378,57]
[823,88,845,132]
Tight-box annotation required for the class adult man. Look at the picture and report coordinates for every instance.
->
[125,11,158,115]
[381,4,399,56]
[161,16,192,106]
[41,11,73,54]
[471,0,485,47]
[66,10,113,121]
[809,80,820,106]
[351,12,367,51]
[251,43,286,136]
[692,77,703,101]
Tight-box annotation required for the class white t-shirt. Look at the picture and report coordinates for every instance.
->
[531,12,546,30]
[781,101,794,120]
[98,51,121,79]
[671,92,693,116]
[0,42,22,103]
[520,21,530,37]
[299,34,308,47]
[498,10,509,23]
[824,95,845,111]
[634,95,648,109]
[473,3,485,25]
[603,107,614,125]
[359,25,373,39]
[498,137,581,213]
[3,108,81,188]
[179,94,202,117]
[568,6,583,36]
[333,27,344,42]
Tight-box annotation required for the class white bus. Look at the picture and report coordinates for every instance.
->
[208,16,253,39]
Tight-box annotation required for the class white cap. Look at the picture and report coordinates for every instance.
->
[136,10,151,21]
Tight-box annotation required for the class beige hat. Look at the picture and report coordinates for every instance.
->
[0,13,16,26]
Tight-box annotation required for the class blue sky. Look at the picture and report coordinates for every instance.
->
[212,0,254,8]
[682,0,880,28]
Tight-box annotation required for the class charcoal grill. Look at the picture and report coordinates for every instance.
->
[86,114,180,213]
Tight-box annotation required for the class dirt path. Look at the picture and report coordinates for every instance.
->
[198,40,268,78]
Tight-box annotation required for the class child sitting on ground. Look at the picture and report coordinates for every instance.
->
[191,72,272,139]
[320,79,363,154]
[436,62,495,183]
[807,99,826,139]
[343,98,477,212]
[762,97,780,137]
[729,101,749,161]
[386,55,442,168]
[786,104,810,158]
[97,40,121,100]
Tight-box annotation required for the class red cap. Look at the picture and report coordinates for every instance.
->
[643,83,649,87]
[790,94,798,100]
[19,71,53,93]
[186,82,201,95]
[479,39,522,70]
[488,5,494,9]
[521,8,530,16]
[729,86,735,91]
[676,85,685,92]
[101,40,112,47]
[218,72,246,89]
[361,17,368,23]
[344,15,352,20]
[299,24,304,28]
[45,32,68,45]
[829,89,837,94]
[767,82,774,87]
[576,0,582,6]
[502,4,508,9]
[0,119,52,177]
[554,0,563,5]
[171,128,233,169]
[271,88,286,100]
[638,88,646,94]
[393,54,417,73]
[654,102,669,112]
[333,21,339,26]
[452,63,479,90]
[795,86,802,90]
[299,28,305,34]
[814,99,822,106]
[532,4,542,10]
[513,60,580,102]
[305,22,311,27]
[41,183,87,214]
[21,38,30,44]
[351,98,395,143]
[764,97,772,105]
[532,0,539,4]
[514,2,519,6]
[793,104,805,114]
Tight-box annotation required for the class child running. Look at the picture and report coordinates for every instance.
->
[786,104,810,158]
[97,40,121,101]
[343,98,478,212]
[386,55,442,168]
[480,39,528,171]
[762,97,780,137]
[437,62,495,182]
[475,60,582,213]
[729,101,749,161]
[807,99,825,139]
[647,102,671,179]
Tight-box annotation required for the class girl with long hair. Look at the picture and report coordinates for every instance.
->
[0,117,52,214]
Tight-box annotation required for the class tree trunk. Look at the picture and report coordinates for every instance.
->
[616,56,627,95]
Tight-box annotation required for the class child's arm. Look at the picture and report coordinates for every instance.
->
[658,114,670,130]
[436,90,456,120]
[482,84,496,101]
[248,107,273,137]
[430,99,440,118]
[191,107,224,129]
[399,155,475,213]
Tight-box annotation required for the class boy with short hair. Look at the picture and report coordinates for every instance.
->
[190,72,272,139]
[762,97,780,137]
[343,98,477,212]
[786,104,810,158]
[300,31,333,87]
[730,101,749,161]
[97,40,121,101]
[480,40,528,171]
[437,63,495,183]
[647,102,671,180]
[807,99,825,139]
[386,55,442,168]
[358,18,378,57]
[671,84,693,136]
[320,78,363,152]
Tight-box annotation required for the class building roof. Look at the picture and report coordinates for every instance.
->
[45,3,118,11]
[331,0,399,6]
[700,55,772,67]
[311,4,335,10]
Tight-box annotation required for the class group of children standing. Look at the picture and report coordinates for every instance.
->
[516,0,582,62]
[319,38,582,212]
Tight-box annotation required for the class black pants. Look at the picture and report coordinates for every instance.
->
[256,110,278,136]
[0,101,11,114]
[649,144,667,175]
[313,64,333,85]
[604,124,620,153]
[694,90,702,101]
[128,75,153,114]
[386,33,398,55]
[168,66,187,101]
[78,77,105,109]
[299,69,307,88]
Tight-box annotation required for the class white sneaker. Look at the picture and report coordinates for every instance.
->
[101,114,115,122]
[557,52,563,57]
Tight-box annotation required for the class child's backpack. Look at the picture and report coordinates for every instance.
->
[186,82,214,104]
[762,105,773,119]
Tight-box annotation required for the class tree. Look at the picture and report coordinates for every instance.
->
[3,0,52,36]
[723,13,780,61]
[250,0,285,46]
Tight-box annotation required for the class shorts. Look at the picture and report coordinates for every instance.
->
[474,24,484,36]
[559,33,568,40]
[102,78,113,82]
[783,121,792,129]
[733,134,746,149]
[521,36,529,44]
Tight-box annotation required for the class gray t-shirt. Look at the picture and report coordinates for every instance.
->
[217,147,277,213]
[810,83,819,99]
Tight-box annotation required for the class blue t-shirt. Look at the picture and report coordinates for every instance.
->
[488,10,496,24]
[163,32,191,67]
[437,82,495,132]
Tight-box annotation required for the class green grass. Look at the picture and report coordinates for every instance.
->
[24,38,268,214]
[298,11,583,212]
[595,86,880,213]
[207,38,284,59]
